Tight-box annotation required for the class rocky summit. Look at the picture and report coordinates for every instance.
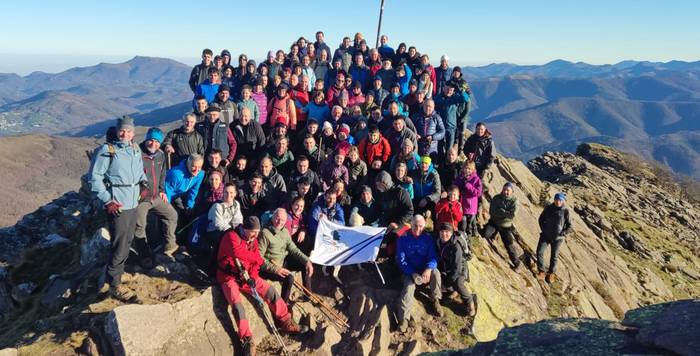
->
[0,143,698,355]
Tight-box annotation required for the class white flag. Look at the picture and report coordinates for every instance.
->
[309,218,386,266]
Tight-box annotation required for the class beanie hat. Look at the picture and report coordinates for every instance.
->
[439,222,454,232]
[206,105,221,113]
[243,216,261,230]
[452,66,462,73]
[322,121,333,132]
[554,192,567,202]
[145,127,164,144]
[221,49,231,57]
[117,115,135,130]
[503,182,514,190]
[360,185,372,194]
[337,124,350,137]
[420,156,432,165]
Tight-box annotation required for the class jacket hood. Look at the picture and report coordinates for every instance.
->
[375,170,394,189]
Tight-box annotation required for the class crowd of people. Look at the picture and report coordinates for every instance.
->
[87,31,572,355]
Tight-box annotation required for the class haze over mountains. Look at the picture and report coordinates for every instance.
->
[1,56,699,178]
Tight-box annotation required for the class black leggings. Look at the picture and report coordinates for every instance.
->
[260,258,310,302]
[482,221,521,267]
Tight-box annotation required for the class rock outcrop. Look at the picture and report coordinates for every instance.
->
[0,143,699,354]
[438,299,700,356]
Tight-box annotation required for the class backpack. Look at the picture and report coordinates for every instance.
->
[454,231,472,261]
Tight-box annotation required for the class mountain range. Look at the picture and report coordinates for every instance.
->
[1,56,699,178]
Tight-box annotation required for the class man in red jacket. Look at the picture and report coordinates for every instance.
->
[217,216,307,354]
[358,124,391,166]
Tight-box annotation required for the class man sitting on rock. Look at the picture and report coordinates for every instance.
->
[217,216,308,355]
[259,208,314,303]
[537,192,572,283]
[396,215,442,331]
[482,182,522,271]
[436,223,476,317]
[134,127,179,267]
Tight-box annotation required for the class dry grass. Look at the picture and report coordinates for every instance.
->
[0,134,97,227]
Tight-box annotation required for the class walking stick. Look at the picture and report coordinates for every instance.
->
[271,262,348,329]
[166,152,172,170]
[235,259,289,355]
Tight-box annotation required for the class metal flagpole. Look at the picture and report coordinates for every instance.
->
[375,0,386,48]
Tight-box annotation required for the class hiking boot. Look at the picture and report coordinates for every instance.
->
[279,318,309,334]
[110,285,141,304]
[537,271,546,281]
[431,299,444,317]
[241,336,256,356]
[545,273,556,284]
[512,262,523,273]
[163,242,179,258]
[398,318,409,333]
[466,297,476,317]
[98,282,110,295]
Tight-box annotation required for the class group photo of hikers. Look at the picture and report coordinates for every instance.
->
[87,31,573,355]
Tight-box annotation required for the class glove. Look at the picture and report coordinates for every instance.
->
[105,201,123,216]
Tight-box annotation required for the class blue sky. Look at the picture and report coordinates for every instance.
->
[1,0,699,74]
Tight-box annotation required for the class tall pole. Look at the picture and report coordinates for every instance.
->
[375,0,385,48]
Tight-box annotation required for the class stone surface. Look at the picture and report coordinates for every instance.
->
[40,276,73,310]
[449,299,700,356]
[10,282,37,303]
[104,287,271,356]
[0,348,18,356]
[623,299,700,356]
[80,227,111,266]
[37,233,72,249]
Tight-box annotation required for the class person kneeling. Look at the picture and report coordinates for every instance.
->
[217,216,308,355]
[259,209,314,303]
[436,223,476,317]
[396,215,442,331]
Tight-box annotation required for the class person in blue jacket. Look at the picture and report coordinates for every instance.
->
[165,153,205,218]
[434,81,469,159]
[194,68,221,108]
[377,35,395,63]
[412,99,446,158]
[308,188,345,238]
[348,52,371,91]
[396,214,443,330]
[89,116,147,303]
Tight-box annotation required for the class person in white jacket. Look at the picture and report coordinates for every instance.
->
[199,183,243,276]
[207,183,243,232]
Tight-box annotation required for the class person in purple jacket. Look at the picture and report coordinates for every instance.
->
[454,161,482,237]
[396,214,442,331]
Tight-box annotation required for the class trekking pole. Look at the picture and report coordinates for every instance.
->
[166,152,172,170]
[234,259,289,355]
[175,217,198,235]
[270,262,348,329]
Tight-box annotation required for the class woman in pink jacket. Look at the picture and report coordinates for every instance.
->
[454,160,482,236]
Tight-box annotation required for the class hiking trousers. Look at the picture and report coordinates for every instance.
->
[107,208,138,287]
[442,274,472,302]
[220,276,291,338]
[397,269,442,322]
[134,198,178,249]
[260,258,311,303]
[482,221,521,268]
[536,236,564,274]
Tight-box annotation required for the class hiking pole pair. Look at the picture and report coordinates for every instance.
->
[270,262,348,330]
[234,258,289,355]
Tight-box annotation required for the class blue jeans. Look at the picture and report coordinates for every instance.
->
[536,236,564,273]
